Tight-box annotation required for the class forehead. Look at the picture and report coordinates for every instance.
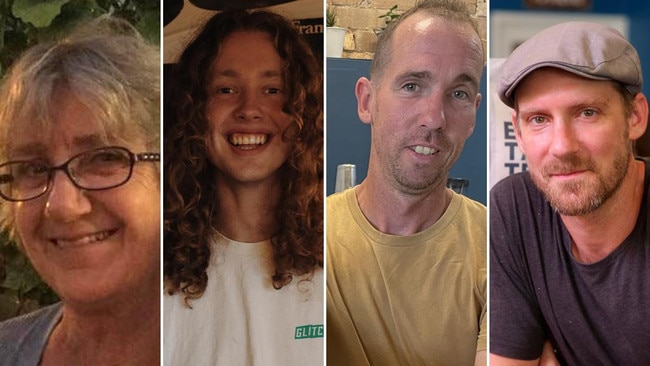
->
[6,92,120,157]
[210,31,284,76]
[383,14,483,82]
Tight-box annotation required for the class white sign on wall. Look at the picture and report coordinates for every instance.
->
[490,58,527,188]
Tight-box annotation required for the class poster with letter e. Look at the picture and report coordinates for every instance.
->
[489,58,526,188]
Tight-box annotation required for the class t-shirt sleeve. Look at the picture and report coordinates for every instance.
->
[477,297,487,352]
[489,176,547,360]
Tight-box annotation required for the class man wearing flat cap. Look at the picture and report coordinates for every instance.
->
[490,22,650,365]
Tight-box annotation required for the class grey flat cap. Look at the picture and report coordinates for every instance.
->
[497,21,642,108]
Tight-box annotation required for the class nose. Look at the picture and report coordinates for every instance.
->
[235,90,262,121]
[44,171,92,222]
[419,92,447,130]
[549,120,579,158]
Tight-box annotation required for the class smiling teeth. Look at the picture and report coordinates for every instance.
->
[413,146,436,156]
[55,231,112,248]
[229,134,268,146]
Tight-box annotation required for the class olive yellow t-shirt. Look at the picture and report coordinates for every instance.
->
[327,187,486,366]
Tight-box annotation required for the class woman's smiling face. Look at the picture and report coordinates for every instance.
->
[10,91,160,307]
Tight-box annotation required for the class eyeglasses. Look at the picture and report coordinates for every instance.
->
[0,146,160,202]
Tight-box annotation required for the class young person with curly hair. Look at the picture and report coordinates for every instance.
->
[163,9,323,365]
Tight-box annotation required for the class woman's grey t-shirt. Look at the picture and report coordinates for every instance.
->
[0,303,62,366]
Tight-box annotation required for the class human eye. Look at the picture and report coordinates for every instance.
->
[528,115,548,125]
[581,108,597,117]
[452,90,469,100]
[89,148,130,164]
[7,161,49,189]
[265,87,282,95]
[215,87,235,94]
[401,83,419,92]
[13,162,48,177]
[77,148,131,176]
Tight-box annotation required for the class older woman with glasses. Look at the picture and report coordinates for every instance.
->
[0,17,160,365]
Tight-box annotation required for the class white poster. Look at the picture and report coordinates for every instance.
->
[489,58,527,188]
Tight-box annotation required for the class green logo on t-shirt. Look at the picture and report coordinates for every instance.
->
[294,324,324,339]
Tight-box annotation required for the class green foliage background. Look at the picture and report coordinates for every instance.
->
[0,0,159,321]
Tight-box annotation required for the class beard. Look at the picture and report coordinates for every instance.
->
[389,159,447,191]
[530,144,631,216]
[383,130,457,193]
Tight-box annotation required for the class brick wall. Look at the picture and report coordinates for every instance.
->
[327,0,487,61]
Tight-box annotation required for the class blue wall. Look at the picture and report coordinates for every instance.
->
[326,58,488,204]
[325,58,371,196]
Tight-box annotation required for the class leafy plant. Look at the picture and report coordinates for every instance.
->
[0,0,160,321]
[377,4,400,30]
[0,234,59,321]
[0,0,159,78]
[326,5,337,27]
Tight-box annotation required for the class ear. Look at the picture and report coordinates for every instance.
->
[628,93,649,140]
[512,109,526,156]
[355,77,373,125]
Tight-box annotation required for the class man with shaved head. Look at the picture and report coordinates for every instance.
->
[326,1,486,365]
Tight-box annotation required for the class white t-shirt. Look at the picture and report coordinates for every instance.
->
[164,232,324,366]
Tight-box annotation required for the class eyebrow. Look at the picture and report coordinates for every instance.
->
[72,134,111,149]
[456,73,480,90]
[394,70,479,89]
[395,70,432,82]
[518,97,611,115]
[213,69,283,79]
[9,133,109,160]
[9,143,48,159]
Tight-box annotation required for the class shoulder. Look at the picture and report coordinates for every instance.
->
[447,192,487,259]
[491,172,537,198]
[489,172,553,250]
[0,303,62,362]
[326,188,358,231]
[326,189,350,213]
[490,172,547,213]
[454,192,486,217]
[444,192,487,242]
[0,303,61,343]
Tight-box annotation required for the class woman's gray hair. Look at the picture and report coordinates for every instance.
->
[0,16,160,232]
[0,16,160,154]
